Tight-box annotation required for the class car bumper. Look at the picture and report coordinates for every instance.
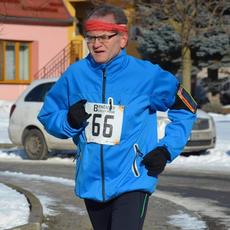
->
[183,130,216,152]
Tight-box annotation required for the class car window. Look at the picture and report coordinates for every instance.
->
[25,82,55,102]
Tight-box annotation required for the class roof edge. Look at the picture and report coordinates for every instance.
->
[0,15,74,26]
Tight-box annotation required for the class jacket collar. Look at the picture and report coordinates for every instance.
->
[86,49,128,75]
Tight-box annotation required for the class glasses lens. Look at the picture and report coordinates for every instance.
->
[86,33,118,43]
[86,36,94,43]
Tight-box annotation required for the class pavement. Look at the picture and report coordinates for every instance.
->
[1,181,204,230]
[0,143,203,229]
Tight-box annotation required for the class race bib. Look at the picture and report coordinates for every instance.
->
[85,98,124,145]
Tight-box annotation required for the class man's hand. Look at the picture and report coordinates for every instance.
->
[67,99,91,129]
[141,147,171,177]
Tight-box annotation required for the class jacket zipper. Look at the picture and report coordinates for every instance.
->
[132,144,144,177]
[101,68,106,201]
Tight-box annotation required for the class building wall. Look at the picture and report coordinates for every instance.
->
[0,23,69,100]
[0,84,27,101]
[1,23,69,69]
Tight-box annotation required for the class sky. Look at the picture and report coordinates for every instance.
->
[0,100,230,229]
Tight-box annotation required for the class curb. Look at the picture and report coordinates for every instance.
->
[0,143,16,148]
[0,182,43,230]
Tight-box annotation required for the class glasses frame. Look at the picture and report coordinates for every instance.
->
[85,33,119,44]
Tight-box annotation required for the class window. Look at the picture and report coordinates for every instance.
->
[0,40,31,83]
[6,42,16,80]
[25,82,55,102]
[19,43,30,80]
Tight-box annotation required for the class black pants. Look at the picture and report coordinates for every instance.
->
[84,191,150,230]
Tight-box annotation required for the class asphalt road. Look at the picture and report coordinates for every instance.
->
[159,169,230,230]
[0,159,230,230]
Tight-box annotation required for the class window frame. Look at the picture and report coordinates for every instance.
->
[0,40,32,84]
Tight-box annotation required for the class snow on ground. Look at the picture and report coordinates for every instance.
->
[0,183,30,229]
[168,112,230,174]
[0,171,75,187]
[37,195,60,216]
[168,210,207,230]
[0,99,230,229]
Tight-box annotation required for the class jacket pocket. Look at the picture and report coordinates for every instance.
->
[131,144,144,177]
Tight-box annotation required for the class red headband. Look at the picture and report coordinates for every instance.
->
[84,19,128,33]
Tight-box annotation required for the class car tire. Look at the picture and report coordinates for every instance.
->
[23,129,48,160]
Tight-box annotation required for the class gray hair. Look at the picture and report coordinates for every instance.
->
[87,4,128,25]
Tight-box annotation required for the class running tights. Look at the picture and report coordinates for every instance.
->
[84,190,150,230]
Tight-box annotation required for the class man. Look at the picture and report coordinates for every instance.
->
[38,4,197,230]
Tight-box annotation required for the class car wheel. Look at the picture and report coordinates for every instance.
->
[23,129,48,160]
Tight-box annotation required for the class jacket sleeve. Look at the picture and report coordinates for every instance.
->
[37,70,83,139]
[150,65,197,161]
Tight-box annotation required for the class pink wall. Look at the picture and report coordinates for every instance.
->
[1,23,69,68]
[0,23,69,100]
[0,84,27,101]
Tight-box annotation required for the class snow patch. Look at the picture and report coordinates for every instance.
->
[0,183,29,229]
[37,195,59,216]
[168,210,207,230]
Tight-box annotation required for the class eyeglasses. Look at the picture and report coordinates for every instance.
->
[85,33,118,43]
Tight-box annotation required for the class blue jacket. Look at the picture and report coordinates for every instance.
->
[38,49,196,202]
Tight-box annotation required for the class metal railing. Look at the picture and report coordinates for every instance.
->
[34,39,82,79]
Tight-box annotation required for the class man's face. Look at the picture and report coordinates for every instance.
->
[86,15,128,64]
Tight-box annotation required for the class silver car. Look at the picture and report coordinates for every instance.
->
[8,78,216,160]
[8,78,75,160]
[157,109,216,155]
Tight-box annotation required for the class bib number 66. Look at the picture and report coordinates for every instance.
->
[92,114,114,138]
[85,102,124,145]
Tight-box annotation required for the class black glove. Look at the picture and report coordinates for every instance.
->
[141,147,171,177]
[67,99,91,129]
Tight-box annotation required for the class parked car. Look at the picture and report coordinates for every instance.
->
[8,78,216,160]
[157,109,216,155]
[8,78,75,160]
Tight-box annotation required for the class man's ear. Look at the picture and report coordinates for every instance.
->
[120,32,128,48]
